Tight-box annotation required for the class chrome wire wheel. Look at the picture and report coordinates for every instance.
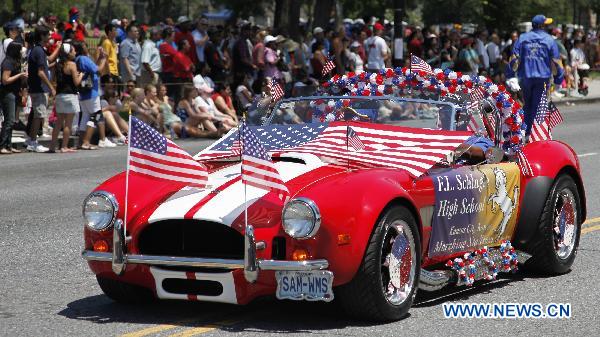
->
[381,220,416,306]
[553,189,577,260]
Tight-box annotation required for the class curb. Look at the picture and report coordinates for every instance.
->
[554,96,600,106]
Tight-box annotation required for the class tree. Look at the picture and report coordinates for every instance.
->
[312,0,335,29]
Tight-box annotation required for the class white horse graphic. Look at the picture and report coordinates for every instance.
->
[487,167,519,237]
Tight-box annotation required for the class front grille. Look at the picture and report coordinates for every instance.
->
[137,220,244,259]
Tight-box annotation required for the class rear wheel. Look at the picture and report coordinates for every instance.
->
[525,175,581,274]
[337,206,421,321]
[97,276,155,303]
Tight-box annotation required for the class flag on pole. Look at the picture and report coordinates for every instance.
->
[231,140,241,156]
[347,126,365,151]
[535,89,550,123]
[481,112,497,141]
[268,78,284,102]
[322,56,336,77]
[128,116,208,186]
[240,121,289,199]
[516,149,534,176]
[547,103,564,129]
[410,54,433,74]
[530,119,552,142]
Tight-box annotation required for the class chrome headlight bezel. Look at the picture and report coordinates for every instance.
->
[82,191,119,231]
[281,197,321,239]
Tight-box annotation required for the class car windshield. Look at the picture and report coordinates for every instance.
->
[259,96,461,130]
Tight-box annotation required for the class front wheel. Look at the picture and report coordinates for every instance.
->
[337,205,421,321]
[525,175,582,274]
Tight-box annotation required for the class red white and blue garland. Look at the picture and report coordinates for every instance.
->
[319,68,526,152]
[444,240,519,286]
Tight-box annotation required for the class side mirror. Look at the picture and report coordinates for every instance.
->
[485,147,504,164]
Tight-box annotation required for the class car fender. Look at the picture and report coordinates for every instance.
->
[291,168,422,286]
[513,140,586,250]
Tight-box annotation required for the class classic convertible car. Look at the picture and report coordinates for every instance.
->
[81,68,585,321]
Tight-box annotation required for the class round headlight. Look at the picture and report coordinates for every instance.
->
[83,191,118,231]
[282,198,321,239]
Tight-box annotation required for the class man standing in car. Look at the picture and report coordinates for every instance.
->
[507,14,564,141]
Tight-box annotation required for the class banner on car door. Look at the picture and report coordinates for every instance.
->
[428,163,521,257]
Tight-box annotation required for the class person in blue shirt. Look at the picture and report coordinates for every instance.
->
[507,14,564,140]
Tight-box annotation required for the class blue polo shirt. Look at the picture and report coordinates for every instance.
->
[511,29,560,79]
[465,135,494,152]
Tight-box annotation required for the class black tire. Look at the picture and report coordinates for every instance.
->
[336,205,421,321]
[96,276,155,303]
[524,175,582,274]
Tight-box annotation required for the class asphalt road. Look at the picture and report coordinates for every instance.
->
[1,104,599,337]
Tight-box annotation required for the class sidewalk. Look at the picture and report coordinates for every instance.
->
[553,79,600,106]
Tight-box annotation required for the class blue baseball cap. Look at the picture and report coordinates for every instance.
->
[532,14,553,26]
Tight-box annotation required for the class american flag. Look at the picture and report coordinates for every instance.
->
[530,118,552,142]
[411,54,433,74]
[240,121,289,198]
[516,149,534,176]
[547,103,564,129]
[269,78,284,102]
[481,111,497,141]
[466,113,482,133]
[347,126,365,151]
[199,122,472,178]
[466,87,486,112]
[322,56,336,77]
[535,89,550,123]
[128,116,208,186]
[231,140,241,156]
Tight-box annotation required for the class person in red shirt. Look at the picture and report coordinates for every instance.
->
[159,27,193,103]
[174,16,198,69]
[45,16,63,55]
[64,7,87,42]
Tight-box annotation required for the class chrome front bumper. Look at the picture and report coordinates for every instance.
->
[82,220,329,282]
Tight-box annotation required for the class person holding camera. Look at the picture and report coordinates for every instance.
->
[74,41,107,150]
[49,43,83,153]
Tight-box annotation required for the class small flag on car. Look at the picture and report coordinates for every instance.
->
[547,102,564,129]
[269,78,284,102]
[127,116,208,187]
[239,120,289,200]
[410,54,433,75]
[322,56,336,77]
[516,149,534,176]
[347,126,365,151]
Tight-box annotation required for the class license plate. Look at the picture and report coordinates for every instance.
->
[275,270,334,302]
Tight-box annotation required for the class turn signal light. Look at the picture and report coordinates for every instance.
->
[93,239,109,252]
[292,248,309,261]
[337,234,351,245]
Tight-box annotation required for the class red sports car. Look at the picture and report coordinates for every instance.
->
[82,69,585,321]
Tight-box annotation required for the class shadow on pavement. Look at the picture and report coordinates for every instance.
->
[58,294,395,332]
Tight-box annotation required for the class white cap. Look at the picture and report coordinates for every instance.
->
[193,75,207,89]
[264,35,277,44]
[111,18,121,26]
[343,18,354,24]
[350,41,360,48]
[313,26,324,34]
[354,18,365,25]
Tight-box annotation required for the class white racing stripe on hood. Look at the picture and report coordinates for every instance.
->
[192,153,325,225]
[148,164,244,223]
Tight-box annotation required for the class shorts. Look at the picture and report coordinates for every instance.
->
[55,94,80,114]
[78,97,104,130]
[30,93,49,118]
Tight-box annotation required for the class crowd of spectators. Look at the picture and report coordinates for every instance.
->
[1,7,599,154]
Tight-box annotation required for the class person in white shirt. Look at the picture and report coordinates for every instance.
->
[364,22,389,71]
[0,22,20,66]
[191,17,209,70]
[486,33,501,79]
[140,27,162,87]
[349,41,364,72]
[475,30,490,74]
[193,82,236,132]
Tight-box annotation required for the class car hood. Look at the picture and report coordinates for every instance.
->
[142,152,342,229]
